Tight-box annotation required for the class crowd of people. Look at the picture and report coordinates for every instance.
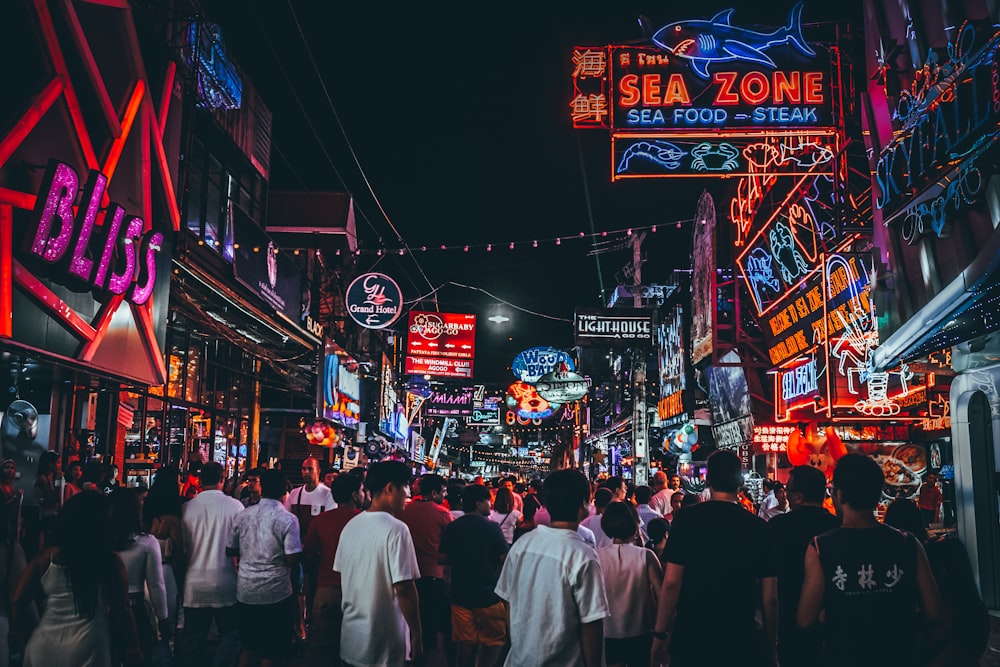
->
[0,449,986,666]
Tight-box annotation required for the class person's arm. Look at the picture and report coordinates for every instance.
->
[107,554,144,665]
[645,548,664,607]
[580,619,604,667]
[393,580,423,660]
[914,540,944,636]
[11,547,51,650]
[797,544,825,628]
[761,576,778,662]
[651,562,683,663]
[283,516,303,567]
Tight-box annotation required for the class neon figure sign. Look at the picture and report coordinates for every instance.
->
[24,160,163,306]
[650,3,815,80]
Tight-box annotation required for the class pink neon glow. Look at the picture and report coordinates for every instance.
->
[129,231,162,305]
[107,215,143,295]
[67,170,107,281]
[29,162,78,263]
[93,204,124,289]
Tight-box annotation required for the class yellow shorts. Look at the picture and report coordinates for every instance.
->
[451,602,508,647]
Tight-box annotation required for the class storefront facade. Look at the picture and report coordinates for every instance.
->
[0,0,182,490]
[863,0,1000,606]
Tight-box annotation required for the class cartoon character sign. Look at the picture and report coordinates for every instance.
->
[786,423,847,480]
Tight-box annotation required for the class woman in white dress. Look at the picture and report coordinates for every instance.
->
[13,491,142,666]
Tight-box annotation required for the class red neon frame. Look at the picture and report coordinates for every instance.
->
[0,1,180,385]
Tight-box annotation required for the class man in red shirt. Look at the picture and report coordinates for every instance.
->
[917,472,943,527]
[401,474,453,664]
[302,474,362,667]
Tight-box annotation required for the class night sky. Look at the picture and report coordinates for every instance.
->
[201,0,862,383]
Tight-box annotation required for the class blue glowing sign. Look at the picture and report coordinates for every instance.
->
[651,3,815,80]
[512,347,575,384]
[613,134,835,180]
[184,22,243,110]
[874,24,1000,242]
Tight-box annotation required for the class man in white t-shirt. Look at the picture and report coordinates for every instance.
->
[649,471,672,516]
[334,460,423,666]
[496,468,609,666]
[181,461,244,667]
[285,457,335,639]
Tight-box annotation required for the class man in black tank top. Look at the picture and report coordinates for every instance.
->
[798,454,943,666]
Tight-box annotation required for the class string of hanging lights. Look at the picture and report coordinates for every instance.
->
[325,218,694,257]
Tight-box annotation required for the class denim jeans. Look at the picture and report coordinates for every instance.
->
[181,605,240,667]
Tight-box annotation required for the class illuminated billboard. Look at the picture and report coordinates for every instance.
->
[405,311,476,379]
[612,132,836,180]
[706,350,754,448]
[657,305,686,423]
[321,340,360,429]
[571,5,834,133]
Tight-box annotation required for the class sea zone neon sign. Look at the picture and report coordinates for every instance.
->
[607,5,831,131]
[23,160,163,306]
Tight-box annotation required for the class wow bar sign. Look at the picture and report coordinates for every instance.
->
[571,4,834,132]
[23,160,163,306]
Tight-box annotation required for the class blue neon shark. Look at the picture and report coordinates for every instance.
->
[651,2,815,79]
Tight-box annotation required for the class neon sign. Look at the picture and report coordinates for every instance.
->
[612,132,836,181]
[511,347,575,384]
[650,4,814,79]
[874,23,1000,235]
[506,382,560,419]
[781,357,818,401]
[24,160,163,306]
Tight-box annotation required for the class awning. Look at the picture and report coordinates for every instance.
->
[873,224,1000,371]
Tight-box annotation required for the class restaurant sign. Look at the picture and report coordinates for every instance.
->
[571,4,833,133]
[760,253,872,368]
[575,308,655,347]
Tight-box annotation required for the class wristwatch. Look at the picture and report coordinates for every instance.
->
[652,630,668,641]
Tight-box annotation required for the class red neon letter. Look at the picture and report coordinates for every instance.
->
[642,74,662,105]
[618,74,640,106]
[740,72,770,105]
[803,72,824,104]
[662,74,690,105]
[713,72,740,105]
[773,71,801,104]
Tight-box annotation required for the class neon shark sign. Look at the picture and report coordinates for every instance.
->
[651,3,815,79]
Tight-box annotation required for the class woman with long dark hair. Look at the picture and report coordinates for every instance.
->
[111,488,170,664]
[142,467,184,630]
[33,452,60,550]
[13,491,142,666]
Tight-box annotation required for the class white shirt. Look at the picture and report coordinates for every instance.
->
[496,525,609,666]
[580,513,613,549]
[182,489,244,607]
[117,533,168,620]
[229,498,302,605]
[335,511,421,667]
[597,543,654,638]
[649,489,674,516]
[449,509,464,520]
[577,524,597,549]
[489,509,523,544]
[283,484,336,514]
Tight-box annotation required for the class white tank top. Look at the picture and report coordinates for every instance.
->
[597,543,655,638]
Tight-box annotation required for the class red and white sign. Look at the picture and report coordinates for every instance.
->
[406,311,476,359]
[405,356,474,379]
[406,311,476,379]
